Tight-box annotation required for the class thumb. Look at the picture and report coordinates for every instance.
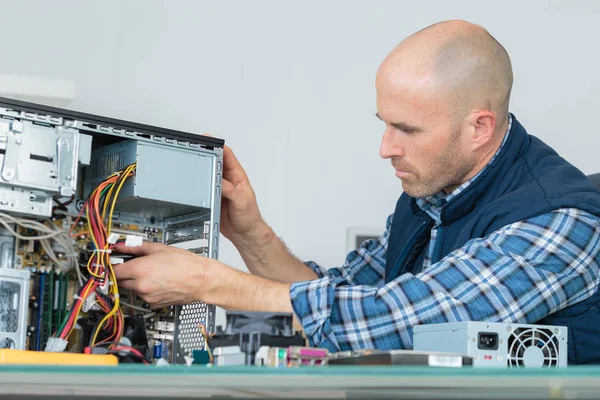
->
[114,240,166,257]
[221,178,237,200]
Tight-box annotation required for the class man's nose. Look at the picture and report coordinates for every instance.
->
[380,127,404,159]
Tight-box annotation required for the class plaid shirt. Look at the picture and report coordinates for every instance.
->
[289,118,600,352]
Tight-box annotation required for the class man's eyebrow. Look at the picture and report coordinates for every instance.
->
[375,113,422,133]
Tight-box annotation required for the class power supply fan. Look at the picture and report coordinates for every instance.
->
[507,327,560,367]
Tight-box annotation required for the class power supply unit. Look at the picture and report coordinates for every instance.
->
[413,321,568,368]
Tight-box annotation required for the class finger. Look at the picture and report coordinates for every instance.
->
[112,257,145,281]
[220,178,236,200]
[114,240,165,257]
[117,277,137,290]
[220,178,252,211]
[223,145,248,185]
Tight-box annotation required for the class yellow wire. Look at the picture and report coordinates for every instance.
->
[101,172,121,220]
[106,164,136,236]
[85,192,101,253]
[198,324,213,363]
[90,262,120,346]
[90,164,135,346]
[63,280,96,339]
[70,163,137,347]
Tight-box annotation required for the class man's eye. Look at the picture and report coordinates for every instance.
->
[396,126,415,134]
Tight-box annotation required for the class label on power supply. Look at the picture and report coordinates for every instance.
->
[428,355,464,368]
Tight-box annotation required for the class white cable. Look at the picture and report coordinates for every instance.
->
[0,213,80,277]
[121,301,152,313]
[0,213,65,240]
[121,301,155,319]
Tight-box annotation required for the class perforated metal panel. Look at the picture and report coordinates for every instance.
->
[0,288,18,348]
[173,302,215,363]
[0,268,30,350]
[2,284,19,333]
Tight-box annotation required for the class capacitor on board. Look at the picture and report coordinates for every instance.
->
[153,341,162,359]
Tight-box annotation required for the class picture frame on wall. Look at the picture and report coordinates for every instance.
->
[346,226,384,253]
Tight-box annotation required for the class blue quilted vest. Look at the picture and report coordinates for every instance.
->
[385,115,600,364]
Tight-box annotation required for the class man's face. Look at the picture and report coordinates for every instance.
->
[376,70,475,198]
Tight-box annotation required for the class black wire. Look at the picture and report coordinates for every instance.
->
[52,195,75,212]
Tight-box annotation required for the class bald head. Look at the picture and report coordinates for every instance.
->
[378,20,513,128]
[377,21,515,197]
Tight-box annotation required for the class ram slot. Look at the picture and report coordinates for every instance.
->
[33,273,44,350]
[37,270,55,351]
[52,273,69,333]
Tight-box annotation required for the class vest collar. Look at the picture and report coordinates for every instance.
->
[437,114,530,225]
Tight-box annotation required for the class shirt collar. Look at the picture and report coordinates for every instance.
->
[416,115,513,223]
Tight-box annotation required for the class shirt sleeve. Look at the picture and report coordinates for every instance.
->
[303,214,393,286]
[290,208,600,352]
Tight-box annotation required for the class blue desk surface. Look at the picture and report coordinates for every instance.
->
[1,364,600,399]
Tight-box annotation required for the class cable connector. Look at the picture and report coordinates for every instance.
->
[107,233,121,244]
[82,292,97,312]
[125,235,143,247]
[45,337,68,352]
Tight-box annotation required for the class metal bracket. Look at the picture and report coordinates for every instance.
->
[56,133,74,196]
[1,121,24,182]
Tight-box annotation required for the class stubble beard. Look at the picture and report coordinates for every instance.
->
[401,145,474,198]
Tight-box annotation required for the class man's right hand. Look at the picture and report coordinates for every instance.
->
[218,144,317,283]
[220,145,271,247]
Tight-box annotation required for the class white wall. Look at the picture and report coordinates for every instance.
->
[2,1,599,323]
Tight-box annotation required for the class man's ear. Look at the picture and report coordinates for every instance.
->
[465,110,496,151]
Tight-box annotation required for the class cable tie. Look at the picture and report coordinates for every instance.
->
[93,249,112,254]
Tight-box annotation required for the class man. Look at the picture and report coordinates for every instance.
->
[114,20,600,364]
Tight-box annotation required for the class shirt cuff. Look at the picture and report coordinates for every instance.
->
[304,260,330,279]
[289,277,339,351]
